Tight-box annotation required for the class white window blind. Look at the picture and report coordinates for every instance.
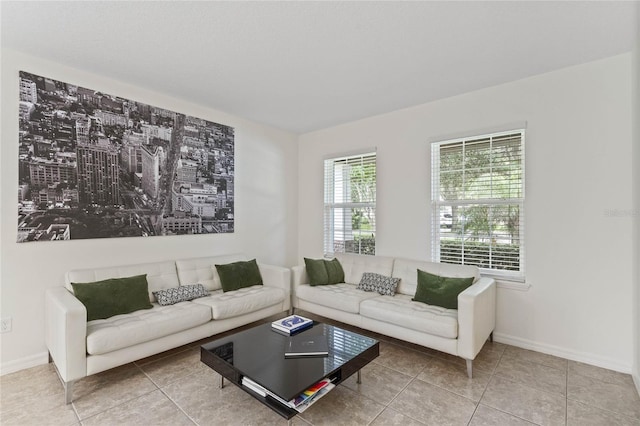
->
[324,152,376,256]
[431,130,525,280]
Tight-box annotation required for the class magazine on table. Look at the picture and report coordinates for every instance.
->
[271,314,313,335]
[285,334,329,358]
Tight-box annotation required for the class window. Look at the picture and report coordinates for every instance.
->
[324,151,376,256]
[431,130,525,280]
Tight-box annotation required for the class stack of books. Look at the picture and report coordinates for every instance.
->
[271,314,313,335]
[241,376,335,413]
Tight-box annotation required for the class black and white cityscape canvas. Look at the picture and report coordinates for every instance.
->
[17,71,234,242]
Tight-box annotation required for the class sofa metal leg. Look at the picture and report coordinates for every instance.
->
[466,360,473,379]
[64,380,75,405]
[48,351,53,363]
[290,307,294,316]
[489,331,494,343]
[219,375,225,389]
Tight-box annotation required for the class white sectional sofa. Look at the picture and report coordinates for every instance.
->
[45,254,290,403]
[292,253,496,378]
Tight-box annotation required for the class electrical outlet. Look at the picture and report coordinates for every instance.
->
[1,317,12,333]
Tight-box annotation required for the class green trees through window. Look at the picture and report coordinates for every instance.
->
[432,131,525,278]
[324,152,376,256]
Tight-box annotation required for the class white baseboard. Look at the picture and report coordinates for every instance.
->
[634,373,640,396]
[0,351,49,376]
[494,332,632,374]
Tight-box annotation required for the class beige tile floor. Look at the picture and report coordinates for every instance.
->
[1,314,639,426]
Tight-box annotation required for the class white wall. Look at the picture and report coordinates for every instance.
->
[0,49,299,372]
[298,54,634,372]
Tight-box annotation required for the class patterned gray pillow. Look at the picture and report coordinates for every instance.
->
[357,272,400,296]
[153,284,209,306]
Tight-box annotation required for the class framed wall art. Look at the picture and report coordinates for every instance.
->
[17,71,234,242]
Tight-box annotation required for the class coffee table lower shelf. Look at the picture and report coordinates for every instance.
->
[201,345,378,421]
[200,322,379,423]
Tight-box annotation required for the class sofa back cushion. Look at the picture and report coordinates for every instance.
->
[66,260,179,303]
[215,259,263,292]
[176,253,247,291]
[336,253,394,285]
[392,258,479,297]
[71,274,153,321]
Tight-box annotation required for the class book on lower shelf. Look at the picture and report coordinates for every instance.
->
[241,376,267,397]
[285,334,329,358]
[271,314,313,335]
[241,376,335,413]
[291,378,335,413]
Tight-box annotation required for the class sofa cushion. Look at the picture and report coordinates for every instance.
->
[175,254,248,291]
[296,283,379,314]
[71,275,153,321]
[192,285,285,320]
[360,294,459,339]
[304,258,344,285]
[215,259,263,292]
[66,260,180,303]
[152,284,209,306]
[357,272,400,296]
[392,258,479,296]
[325,258,345,284]
[413,269,474,310]
[86,302,212,355]
[336,253,394,285]
[304,258,329,285]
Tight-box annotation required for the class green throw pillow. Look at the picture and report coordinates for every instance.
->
[71,274,153,321]
[325,258,345,284]
[304,258,329,286]
[215,259,263,292]
[304,257,344,286]
[412,269,474,310]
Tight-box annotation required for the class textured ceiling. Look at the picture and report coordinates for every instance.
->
[1,1,636,133]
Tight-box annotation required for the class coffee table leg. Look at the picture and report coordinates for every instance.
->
[357,369,362,384]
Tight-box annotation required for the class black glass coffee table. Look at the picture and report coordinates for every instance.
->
[201,321,379,423]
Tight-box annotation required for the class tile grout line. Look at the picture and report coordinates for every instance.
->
[362,403,388,426]
[502,347,568,373]
[565,395,640,422]
[466,343,505,426]
[76,387,159,424]
[345,352,430,426]
[491,356,569,399]
[381,376,429,426]
[136,353,207,425]
[565,361,568,426]
[76,363,160,424]
[565,363,640,421]
[337,356,429,426]
[157,386,199,426]
[474,345,545,426]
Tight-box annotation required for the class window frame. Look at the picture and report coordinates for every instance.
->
[323,150,377,257]
[431,129,526,282]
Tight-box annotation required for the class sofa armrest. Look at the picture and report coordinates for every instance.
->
[258,263,291,310]
[291,265,309,307]
[45,287,88,383]
[456,277,496,360]
[291,265,309,287]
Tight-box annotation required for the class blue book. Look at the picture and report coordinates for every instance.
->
[271,315,313,335]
